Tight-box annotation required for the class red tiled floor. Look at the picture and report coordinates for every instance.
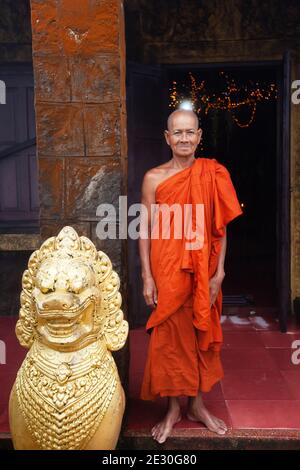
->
[221,347,277,370]
[126,398,232,431]
[1,315,300,436]
[126,318,300,433]
[0,316,17,342]
[177,401,232,430]
[259,331,300,348]
[267,348,300,370]
[129,329,149,399]
[226,400,300,429]
[202,382,224,401]
[222,331,265,349]
[221,369,294,400]
[0,404,9,433]
[281,370,300,400]
[0,318,26,436]
[0,373,16,404]
[125,398,168,431]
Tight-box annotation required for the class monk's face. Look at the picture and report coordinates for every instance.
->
[164,112,202,159]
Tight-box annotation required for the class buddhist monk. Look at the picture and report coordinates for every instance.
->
[139,109,243,444]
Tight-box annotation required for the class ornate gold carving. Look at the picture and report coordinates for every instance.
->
[10,226,128,450]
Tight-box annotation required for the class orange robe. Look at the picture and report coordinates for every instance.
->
[141,157,243,400]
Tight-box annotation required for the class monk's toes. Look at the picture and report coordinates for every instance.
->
[214,417,227,431]
[176,414,182,424]
[201,417,224,435]
[209,415,227,432]
[154,431,164,444]
[216,426,226,435]
[211,421,227,435]
[151,425,160,438]
[157,429,168,444]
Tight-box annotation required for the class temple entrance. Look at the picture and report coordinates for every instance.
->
[126,59,290,331]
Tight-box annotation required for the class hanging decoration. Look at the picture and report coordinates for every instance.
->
[169,71,278,129]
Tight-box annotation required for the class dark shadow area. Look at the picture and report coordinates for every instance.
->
[166,65,278,309]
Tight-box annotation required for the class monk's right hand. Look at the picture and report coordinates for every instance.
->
[143,276,158,309]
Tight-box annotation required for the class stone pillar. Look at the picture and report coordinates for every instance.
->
[30,0,128,382]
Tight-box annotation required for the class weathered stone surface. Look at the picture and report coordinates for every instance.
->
[33,55,71,102]
[38,158,64,219]
[144,39,294,64]
[0,0,32,44]
[91,229,123,277]
[70,54,120,103]
[31,0,119,57]
[83,103,121,156]
[31,0,62,56]
[40,220,90,241]
[126,0,300,58]
[0,234,41,251]
[35,103,84,156]
[65,158,122,219]
[0,0,32,62]
[59,0,119,56]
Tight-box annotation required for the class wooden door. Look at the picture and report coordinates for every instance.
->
[0,65,39,232]
[277,52,292,332]
[126,62,168,327]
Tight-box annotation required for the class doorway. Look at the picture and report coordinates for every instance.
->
[126,60,290,331]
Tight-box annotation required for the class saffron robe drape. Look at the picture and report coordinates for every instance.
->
[140,158,243,400]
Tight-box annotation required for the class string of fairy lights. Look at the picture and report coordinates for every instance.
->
[169,71,278,129]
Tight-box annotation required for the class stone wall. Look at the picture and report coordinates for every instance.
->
[0,0,32,62]
[125,0,300,308]
[30,0,127,270]
[30,0,128,383]
[125,0,300,64]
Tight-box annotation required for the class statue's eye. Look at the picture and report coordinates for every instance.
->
[40,285,54,294]
[71,279,83,294]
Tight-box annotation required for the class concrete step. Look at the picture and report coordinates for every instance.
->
[119,428,300,450]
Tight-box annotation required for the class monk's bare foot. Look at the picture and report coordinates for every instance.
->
[151,398,182,444]
[187,394,228,435]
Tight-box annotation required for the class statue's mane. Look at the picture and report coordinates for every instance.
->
[16,226,128,351]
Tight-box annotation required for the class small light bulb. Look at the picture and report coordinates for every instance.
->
[179,100,194,111]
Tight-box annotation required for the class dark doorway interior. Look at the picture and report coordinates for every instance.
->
[166,65,279,312]
[127,61,283,328]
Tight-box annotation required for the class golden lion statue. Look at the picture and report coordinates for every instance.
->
[9,226,128,450]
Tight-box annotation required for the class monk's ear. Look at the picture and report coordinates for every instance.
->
[197,128,202,143]
[164,130,171,146]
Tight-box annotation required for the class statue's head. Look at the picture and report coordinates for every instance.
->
[16,227,128,352]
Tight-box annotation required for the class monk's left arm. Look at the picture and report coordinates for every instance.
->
[215,226,227,279]
[209,227,226,306]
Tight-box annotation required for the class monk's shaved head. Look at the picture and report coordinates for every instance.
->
[167,109,199,131]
